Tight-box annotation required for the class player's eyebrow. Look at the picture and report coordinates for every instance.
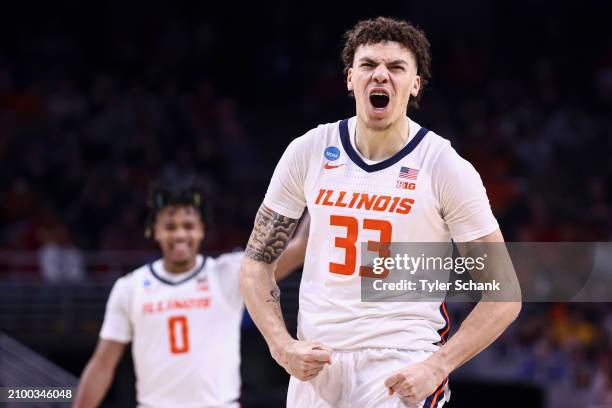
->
[358,57,408,66]
[358,57,376,63]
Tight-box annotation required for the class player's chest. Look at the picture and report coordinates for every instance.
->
[131,274,215,321]
[307,160,432,220]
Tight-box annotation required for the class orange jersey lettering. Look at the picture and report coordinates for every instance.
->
[314,189,414,215]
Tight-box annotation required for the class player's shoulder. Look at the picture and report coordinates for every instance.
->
[206,250,244,273]
[112,261,153,289]
[312,118,346,136]
[290,118,345,149]
[414,120,451,153]
[408,119,460,169]
[211,249,244,265]
[419,127,480,179]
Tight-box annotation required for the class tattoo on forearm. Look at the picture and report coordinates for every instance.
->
[265,286,284,320]
[266,287,281,304]
[245,205,298,263]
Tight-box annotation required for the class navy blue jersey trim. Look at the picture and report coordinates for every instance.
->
[148,256,207,285]
[338,118,429,173]
[437,301,451,344]
[423,378,447,408]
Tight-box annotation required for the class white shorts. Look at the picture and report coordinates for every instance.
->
[286,349,449,408]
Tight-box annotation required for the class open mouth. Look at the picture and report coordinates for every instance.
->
[369,90,390,109]
[171,242,190,253]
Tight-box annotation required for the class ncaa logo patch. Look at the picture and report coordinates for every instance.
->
[144,278,156,294]
[324,146,340,161]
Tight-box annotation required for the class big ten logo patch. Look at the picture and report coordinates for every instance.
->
[396,180,416,190]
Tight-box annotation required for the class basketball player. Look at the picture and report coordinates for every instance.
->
[239,17,521,407]
[73,178,309,408]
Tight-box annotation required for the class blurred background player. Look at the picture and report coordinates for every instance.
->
[240,17,520,407]
[73,177,309,408]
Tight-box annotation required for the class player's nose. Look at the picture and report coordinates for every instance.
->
[372,64,389,83]
[172,228,188,240]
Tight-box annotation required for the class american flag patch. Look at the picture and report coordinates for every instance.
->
[196,277,209,291]
[399,166,419,180]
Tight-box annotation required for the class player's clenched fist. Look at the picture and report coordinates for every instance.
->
[384,361,446,405]
[274,340,332,381]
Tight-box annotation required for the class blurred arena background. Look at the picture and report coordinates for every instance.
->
[1,1,611,407]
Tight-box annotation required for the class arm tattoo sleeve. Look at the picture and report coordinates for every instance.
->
[245,205,299,263]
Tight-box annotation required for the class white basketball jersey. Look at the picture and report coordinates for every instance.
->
[263,116,498,351]
[100,253,243,408]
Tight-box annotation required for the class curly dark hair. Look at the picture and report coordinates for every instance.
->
[144,175,208,239]
[341,17,432,109]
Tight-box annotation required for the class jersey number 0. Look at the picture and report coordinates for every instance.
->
[168,315,190,354]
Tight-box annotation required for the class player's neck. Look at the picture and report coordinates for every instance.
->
[163,258,197,274]
[355,116,410,161]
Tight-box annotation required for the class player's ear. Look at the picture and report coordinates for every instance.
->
[152,224,161,243]
[347,68,354,92]
[151,214,163,244]
[410,75,421,98]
